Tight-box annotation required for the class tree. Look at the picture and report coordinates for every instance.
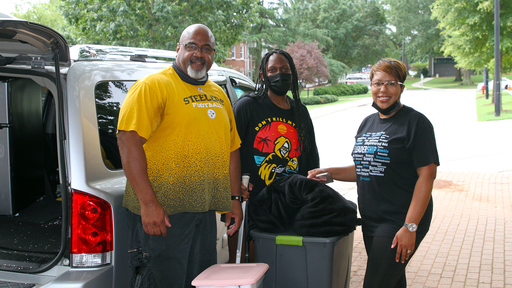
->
[256,0,386,78]
[325,58,350,84]
[12,0,79,44]
[243,0,292,81]
[410,62,428,74]
[432,0,512,79]
[384,0,443,65]
[312,0,389,69]
[280,0,349,83]
[62,0,257,62]
[286,40,330,89]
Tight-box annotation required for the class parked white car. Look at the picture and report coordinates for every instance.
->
[476,77,511,91]
[0,16,254,287]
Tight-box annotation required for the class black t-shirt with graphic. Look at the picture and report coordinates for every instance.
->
[233,95,320,199]
[352,105,439,237]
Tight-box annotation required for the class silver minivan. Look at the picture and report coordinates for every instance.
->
[0,15,254,287]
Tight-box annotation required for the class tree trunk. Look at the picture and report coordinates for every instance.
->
[403,54,408,75]
[454,68,462,82]
[461,69,473,86]
[250,41,263,83]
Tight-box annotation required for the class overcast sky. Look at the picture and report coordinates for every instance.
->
[4,0,46,16]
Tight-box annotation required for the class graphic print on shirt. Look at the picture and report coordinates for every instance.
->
[182,93,225,108]
[183,92,226,119]
[353,132,390,181]
[253,119,300,185]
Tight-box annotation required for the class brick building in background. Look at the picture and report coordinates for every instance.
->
[223,43,254,80]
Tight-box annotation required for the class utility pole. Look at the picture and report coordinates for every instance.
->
[484,67,489,100]
[401,38,405,64]
[495,0,501,117]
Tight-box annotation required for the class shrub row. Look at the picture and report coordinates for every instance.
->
[313,83,368,96]
[300,94,338,105]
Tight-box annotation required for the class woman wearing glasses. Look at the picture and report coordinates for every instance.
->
[308,58,439,288]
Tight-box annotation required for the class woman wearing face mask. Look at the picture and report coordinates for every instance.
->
[230,49,319,262]
[308,58,439,288]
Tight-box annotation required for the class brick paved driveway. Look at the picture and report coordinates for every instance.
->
[349,171,512,288]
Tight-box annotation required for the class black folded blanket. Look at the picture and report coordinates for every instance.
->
[249,174,358,237]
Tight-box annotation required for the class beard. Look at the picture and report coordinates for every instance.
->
[187,57,207,79]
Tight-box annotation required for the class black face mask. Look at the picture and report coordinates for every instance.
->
[267,73,292,96]
[372,100,402,115]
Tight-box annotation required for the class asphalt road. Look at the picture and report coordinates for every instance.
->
[308,87,512,198]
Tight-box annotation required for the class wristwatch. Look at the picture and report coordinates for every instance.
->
[231,195,242,202]
[403,222,418,232]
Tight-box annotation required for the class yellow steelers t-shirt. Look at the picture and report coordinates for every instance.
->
[118,66,240,215]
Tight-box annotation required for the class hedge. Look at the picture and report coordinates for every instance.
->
[300,94,338,105]
[313,83,368,96]
[300,96,322,105]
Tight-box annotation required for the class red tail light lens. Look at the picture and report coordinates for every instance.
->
[71,190,113,255]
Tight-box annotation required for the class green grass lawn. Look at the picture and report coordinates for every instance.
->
[476,91,512,121]
[409,75,512,121]
[407,76,481,89]
[408,73,512,90]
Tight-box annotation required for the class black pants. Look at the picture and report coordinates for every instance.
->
[362,231,427,288]
[127,210,217,288]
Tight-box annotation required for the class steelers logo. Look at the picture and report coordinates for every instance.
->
[207,109,216,119]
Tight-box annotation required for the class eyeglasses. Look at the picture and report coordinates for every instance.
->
[178,43,215,55]
[371,81,403,90]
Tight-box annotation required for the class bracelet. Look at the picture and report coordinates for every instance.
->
[231,195,242,201]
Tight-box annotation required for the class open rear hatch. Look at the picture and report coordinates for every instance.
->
[0,16,70,67]
[0,17,70,273]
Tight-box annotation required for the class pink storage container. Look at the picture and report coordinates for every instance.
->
[192,263,269,288]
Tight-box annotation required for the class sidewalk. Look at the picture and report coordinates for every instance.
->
[349,171,512,287]
[411,77,435,88]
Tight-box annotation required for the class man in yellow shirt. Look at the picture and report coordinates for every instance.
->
[117,24,243,288]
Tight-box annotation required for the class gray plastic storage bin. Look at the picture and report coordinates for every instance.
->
[251,230,354,288]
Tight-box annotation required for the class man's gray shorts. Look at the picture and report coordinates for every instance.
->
[127,210,217,288]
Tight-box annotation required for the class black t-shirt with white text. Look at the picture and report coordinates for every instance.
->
[352,105,439,237]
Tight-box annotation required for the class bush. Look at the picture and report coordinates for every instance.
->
[344,85,356,95]
[300,96,323,105]
[421,67,429,77]
[319,95,338,104]
[300,95,337,105]
[410,62,428,76]
[313,86,331,96]
[313,83,368,97]
[351,83,369,94]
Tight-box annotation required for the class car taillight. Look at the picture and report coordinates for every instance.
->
[71,190,113,267]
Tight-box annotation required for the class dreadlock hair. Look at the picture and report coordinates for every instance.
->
[249,49,311,160]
